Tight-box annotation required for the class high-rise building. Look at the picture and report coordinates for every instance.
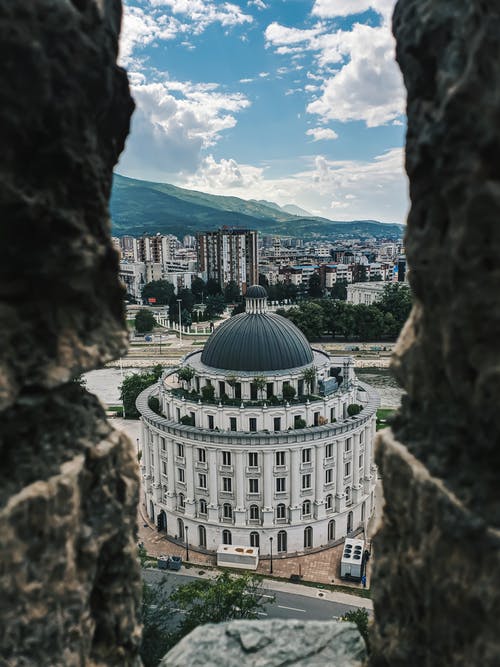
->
[197,227,258,294]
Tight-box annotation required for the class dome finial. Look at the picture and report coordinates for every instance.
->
[245,284,268,314]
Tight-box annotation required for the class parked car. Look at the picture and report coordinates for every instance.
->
[157,555,182,571]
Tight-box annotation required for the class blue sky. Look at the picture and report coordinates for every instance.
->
[118,0,408,222]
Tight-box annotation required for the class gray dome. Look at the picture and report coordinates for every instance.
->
[201,312,314,372]
[245,285,268,298]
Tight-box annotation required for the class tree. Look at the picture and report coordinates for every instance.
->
[142,279,175,305]
[352,265,368,283]
[201,383,215,402]
[282,384,296,401]
[169,571,272,639]
[352,304,385,340]
[135,309,156,333]
[178,365,195,385]
[231,302,245,316]
[226,374,238,399]
[378,283,412,330]
[259,273,269,287]
[347,403,362,416]
[253,375,267,400]
[308,272,323,298]
[205,294,225,319]
[141,580,175,667]
[224,280,241,303]
[206,278,222,296]
[341,608,370,653]
[191,276,205,301]
[330,280,348,301]
[301,367,317,395]
[120,365,163,419]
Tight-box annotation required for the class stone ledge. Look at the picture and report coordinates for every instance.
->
[161,619,367,667]
[371,428,500,666]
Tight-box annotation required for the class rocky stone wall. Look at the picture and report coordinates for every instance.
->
[371,1,500,665]
[0,1,141,665]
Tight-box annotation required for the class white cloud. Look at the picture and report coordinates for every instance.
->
[306,127,338,141]
[118,78,250,179]
[248,0,267,9]
[180,148,408,223]
[120,5,183,66]
[239,77,254,83]
[265,2,404,128]
[311,0,395,21]
[259,71,270,78]
[148,0,253,34]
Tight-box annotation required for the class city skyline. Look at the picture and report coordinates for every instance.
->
[117,0,409,223]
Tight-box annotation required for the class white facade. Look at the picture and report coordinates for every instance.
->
[138,293,378,556]
[346,281,387,305]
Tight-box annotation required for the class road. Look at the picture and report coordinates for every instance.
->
[143,570,369,623]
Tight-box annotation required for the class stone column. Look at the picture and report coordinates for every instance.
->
[166,437,176,511]
[262,450,274,527]
[144,425,152,480]
[335,439,345,512]
[207,449,219,522]
[364,425,373,493]
[152,432,162,504]
[289,448,301,522]
[352,432,361,503]
[314,444,326,520]
[234,450,246,526]
[184,445,195,518]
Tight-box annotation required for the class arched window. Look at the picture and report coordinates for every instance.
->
[345,486,351,504]
[328,519,335,542]
[304,526,313,548]
[325,494,333,510]
[199,498,207,515]
[198,525,206,548]
[276,503,286,520]
[250,531,260,548]
[249,504,260,521]
[222,529,232,545]
[277,530,287,553]
[302,500,311,517]
[178,493,185,509]
[177,518,184,541]
[223,503,233,519]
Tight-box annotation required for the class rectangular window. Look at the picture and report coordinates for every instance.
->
[198,473,207,488]
[302,448,311,464]
[314,411,320,426]
[250,383,258,400]
[219,381,225,397]
[302,474,311,490]
[359,454,364,468]
[161,437,166,451]
[345,462,351,477]
[276,504,286,519]
[176,443,184,458]
[345,438,352,452]
[178,468,185,483]
[190,411,195,426]
[325,469,333,484]
[360,431,364,444]
[326,443,333,459]
[273,417,281,431]
[222,477,232,492]
[276,477,286,493]
[249,479,259,494]
[208,415,214,430]
[249,417,257,432]
[248,452,258,468]
[176,407,181,422]
[330,407,336,422]
[276,451,285,467]
[266,382,274,399]
[222,451,232,466]
[162,462,167,475]
[230,417,237,432]
[198,448,206,463]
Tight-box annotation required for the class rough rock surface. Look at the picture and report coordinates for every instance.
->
[0,0,134,411]
[371,1,500,665]
[161,619,367,667]
[0,0,140,665]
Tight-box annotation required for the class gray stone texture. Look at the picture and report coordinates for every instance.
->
[0,0,141,665]
[0,0,134,411]
[371,1,500,665]
[161,619,367,667]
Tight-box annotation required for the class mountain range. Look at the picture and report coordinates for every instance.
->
[110,173,404,241]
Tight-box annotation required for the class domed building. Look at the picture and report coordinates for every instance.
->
[137,286,379,557]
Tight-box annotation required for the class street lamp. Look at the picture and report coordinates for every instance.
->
[185,525,189,562]
[177,298,182,342]
[269,536,273,574]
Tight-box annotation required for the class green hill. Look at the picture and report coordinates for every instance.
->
[110,173,404,240]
